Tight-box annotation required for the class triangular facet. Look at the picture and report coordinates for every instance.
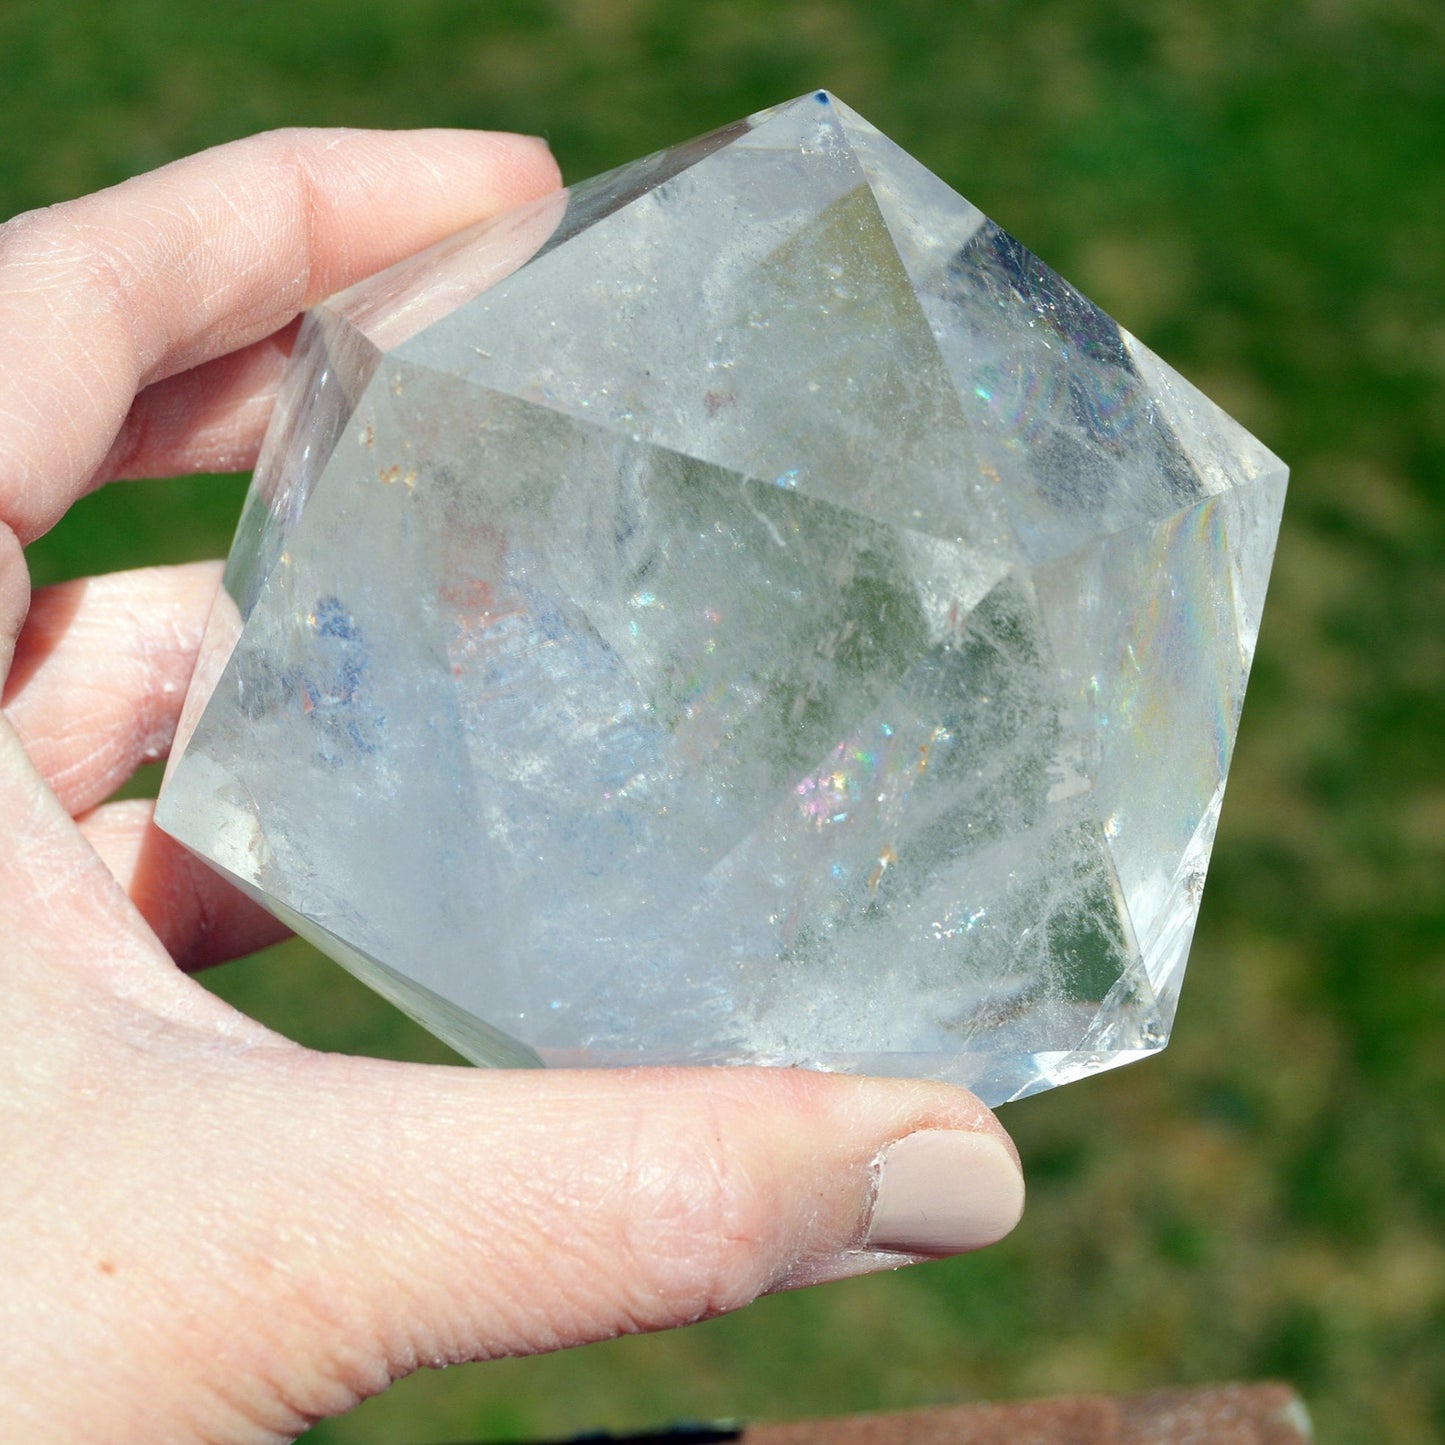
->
[829,95,990,299]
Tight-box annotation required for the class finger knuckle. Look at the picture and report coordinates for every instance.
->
[617,1091,781,1328]
[0,202,145,369]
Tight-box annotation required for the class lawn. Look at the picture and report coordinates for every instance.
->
[6,2,1443,1441]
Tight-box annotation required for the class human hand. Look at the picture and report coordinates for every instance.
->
[0,130,1025,1444]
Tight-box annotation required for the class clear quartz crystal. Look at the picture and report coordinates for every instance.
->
[156,92,1287,1104]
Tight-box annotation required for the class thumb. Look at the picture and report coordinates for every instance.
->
[17,1043,1024,1441]
[294,1062,1026,1344]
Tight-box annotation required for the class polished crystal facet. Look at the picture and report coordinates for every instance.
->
[156,92,1287,1104]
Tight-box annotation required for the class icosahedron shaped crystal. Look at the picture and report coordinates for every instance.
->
[156,93,1287,1103]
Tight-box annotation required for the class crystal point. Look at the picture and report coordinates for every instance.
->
[156,93,1287,1103]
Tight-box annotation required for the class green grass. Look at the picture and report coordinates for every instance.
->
[8,1,1445,1440]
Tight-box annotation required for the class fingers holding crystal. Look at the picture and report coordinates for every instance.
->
[3,561,221,815]
[0,127,561,543]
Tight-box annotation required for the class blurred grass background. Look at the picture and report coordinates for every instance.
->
[6,0,1442,1440]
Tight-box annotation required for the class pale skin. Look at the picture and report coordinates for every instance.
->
[0,129,1024,1445]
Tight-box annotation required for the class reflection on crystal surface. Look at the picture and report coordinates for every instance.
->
[156,92,1287,1104]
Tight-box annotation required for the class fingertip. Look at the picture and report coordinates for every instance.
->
[475,129,564,200]
[752,1076,1022,1291]
[864,1129,1026,1255]
[365,126,563,218]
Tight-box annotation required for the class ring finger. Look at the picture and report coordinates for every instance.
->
[3,560,221,815]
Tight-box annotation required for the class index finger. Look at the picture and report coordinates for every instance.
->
[0,127,560,544]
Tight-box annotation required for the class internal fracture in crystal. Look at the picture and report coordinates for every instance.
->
[155,91,1288,1104]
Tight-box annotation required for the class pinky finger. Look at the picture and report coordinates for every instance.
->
[80,798,290,970]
